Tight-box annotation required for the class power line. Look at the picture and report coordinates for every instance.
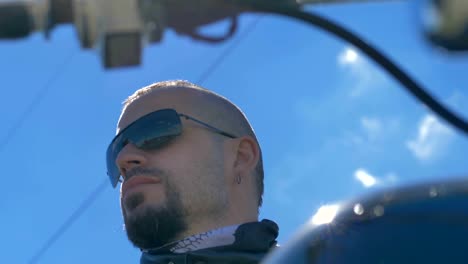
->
[197,16,263,84]
[28,178,108,264]
[0,52,75,153]
[26,15,261,264]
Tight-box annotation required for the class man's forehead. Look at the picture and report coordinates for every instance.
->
[116,88,206,132]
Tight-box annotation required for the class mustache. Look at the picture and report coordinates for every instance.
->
[125,167,165,182]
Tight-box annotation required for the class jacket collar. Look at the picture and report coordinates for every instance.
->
[229,219,279,252]
[142,219,279,256]
[143,224,239,254]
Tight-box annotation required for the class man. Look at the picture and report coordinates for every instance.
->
[106,80,279,264]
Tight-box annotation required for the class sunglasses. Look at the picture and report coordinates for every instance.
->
[106,108,236,187]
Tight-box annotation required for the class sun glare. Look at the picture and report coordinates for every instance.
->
[344,48,358,63]
[311,204,340,225]
[339,47,359,65]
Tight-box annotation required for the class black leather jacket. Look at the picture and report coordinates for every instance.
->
[140,219,279,264]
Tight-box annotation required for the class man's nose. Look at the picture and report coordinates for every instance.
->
[116,143,147,180]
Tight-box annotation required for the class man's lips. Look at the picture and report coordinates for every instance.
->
[121,176,161,197]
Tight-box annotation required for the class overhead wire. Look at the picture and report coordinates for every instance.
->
[197,16,262,84]
[27,178,108,264]
[0,52,75,152]
[0,50,75,262]
[0,50,76,263]
[26,16,262,264]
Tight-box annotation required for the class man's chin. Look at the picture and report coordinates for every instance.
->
[123,204,187,249]
[121,184,187,249]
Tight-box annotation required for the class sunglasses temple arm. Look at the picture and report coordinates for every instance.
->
[179,114,237,139]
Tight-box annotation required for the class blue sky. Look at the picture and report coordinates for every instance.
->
[1,1,468,263]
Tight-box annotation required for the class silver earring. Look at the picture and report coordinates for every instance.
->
[236,175,242,184]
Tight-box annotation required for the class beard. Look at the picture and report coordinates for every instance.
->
[122,180,188,250]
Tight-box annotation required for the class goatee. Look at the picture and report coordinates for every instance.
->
[123,186,187,249]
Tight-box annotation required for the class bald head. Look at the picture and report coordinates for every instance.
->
[120,80,264,207]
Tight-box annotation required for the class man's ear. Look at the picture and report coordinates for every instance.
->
[233,136,260,177]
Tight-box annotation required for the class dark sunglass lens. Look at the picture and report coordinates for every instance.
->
[106,140,122,187]
[139,135,176,150]
[108,164,120,187]
[132,112,181,150]
[105,109,182,188]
